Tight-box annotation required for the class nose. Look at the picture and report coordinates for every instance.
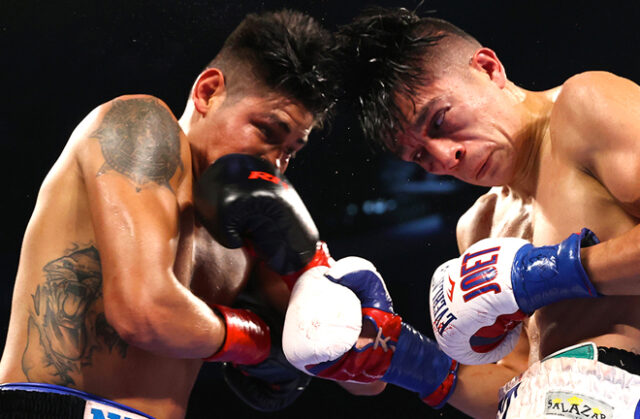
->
[424,139,464,174]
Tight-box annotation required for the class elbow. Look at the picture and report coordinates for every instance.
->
[101,265,176,348]
[103,292,162,348]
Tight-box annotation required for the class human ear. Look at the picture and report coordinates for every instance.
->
[192,68,226,115]
[471,48,507,88]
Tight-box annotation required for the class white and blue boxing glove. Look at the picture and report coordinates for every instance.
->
[430,228,600,365]
[283,257,458,408]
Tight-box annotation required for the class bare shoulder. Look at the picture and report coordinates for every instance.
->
[554,71,640,135]
[72,95,188,191]
[71,94,177,135]
[99,94,177,122]
[456,186,533,253]
[558,71,636,99]
[553,71,640,166]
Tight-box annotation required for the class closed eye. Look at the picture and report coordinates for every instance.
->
[254,122,279,143]
[429,106,450,133]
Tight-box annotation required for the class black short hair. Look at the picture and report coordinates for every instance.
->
[336,7,480,149]
[208,9,339,125]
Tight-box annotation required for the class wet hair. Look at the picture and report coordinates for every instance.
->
[336,7,480,149]
[207,9,340,125]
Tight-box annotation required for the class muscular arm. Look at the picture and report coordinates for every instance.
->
[555,72,640,295]
[77,95,224,358]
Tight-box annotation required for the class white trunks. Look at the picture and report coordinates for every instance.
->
[497,342,640,419]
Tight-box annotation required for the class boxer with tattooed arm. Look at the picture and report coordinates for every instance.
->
[0,10,381,419]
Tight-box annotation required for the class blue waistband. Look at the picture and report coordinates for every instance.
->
[0,382,155,419]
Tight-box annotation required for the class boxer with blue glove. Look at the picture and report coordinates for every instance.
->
[335,6,640,417]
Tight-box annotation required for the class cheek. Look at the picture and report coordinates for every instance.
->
[470,102,493,127]
[448,100,479,130]
[489,150,516,185]
[224,123,262,150]
[237,125,257,144]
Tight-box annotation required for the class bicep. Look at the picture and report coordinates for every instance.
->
[77,97,186,294]
[558,73,640,211]
[86,169,180,280]
[589,111,640,212]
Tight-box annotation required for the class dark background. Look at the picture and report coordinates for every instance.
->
[2,1,640,418]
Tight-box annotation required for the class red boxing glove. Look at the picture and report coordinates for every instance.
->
[204,305,271,365]
[280,241,332,290]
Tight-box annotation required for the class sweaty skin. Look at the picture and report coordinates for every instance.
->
[0,92,313,419]
[395,66,640,418]
[457,72,640,365]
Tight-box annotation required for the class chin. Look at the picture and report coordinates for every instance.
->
[461,176,497,187]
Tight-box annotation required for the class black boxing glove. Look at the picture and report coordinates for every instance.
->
[194,154,330,288]
[222,289,312,412]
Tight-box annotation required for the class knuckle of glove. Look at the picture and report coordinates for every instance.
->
[325,257,394,312]
[429,239,525,365]
[282,266,362,372]
[327,256,378,279]
[194,154,321,276]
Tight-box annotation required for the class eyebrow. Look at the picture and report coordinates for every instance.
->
[390,95,443,156]
[260,112,309,146]
[263,113,291,134]
[413,95,444,129]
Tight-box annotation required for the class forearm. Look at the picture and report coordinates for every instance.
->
[448,363,517,419]
[582,226,640,295]
[449,330,530,418]
[447,327,529,417]
[337,380,387,396]
[107,274,225,359]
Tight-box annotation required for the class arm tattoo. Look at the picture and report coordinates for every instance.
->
[22,243,128,386]
[91,98,183,191]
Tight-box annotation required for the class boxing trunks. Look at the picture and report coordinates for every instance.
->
[497,342,640,418]
[0,383,155,419]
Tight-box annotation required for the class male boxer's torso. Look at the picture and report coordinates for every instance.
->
[0,105,253,419]
[458,80,640,364]
[526,91,640,361]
